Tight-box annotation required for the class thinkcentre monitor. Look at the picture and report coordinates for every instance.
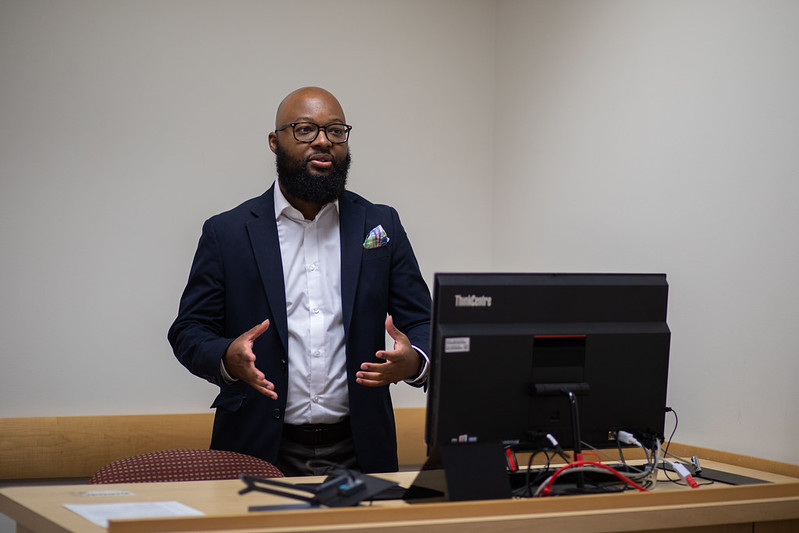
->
[425,272,671,455]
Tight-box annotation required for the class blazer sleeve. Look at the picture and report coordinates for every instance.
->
[167,218,233,387]
[385,207,432,381]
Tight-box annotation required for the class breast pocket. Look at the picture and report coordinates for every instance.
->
[362,245,390,261]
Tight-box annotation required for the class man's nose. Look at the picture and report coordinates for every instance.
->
[311,128,333,147]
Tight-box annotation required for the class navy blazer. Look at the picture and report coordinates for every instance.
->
[168,184,431,473]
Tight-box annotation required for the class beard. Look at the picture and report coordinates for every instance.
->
[274,141,351,205]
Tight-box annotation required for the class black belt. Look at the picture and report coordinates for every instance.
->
[282,418,351,447]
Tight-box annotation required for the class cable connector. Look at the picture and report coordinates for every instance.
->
[504,445,519,472]
[544,433,571,463]
[617,430,643,448]
[667,460,699,488]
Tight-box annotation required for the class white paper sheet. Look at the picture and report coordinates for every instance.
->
[64,501,203,528]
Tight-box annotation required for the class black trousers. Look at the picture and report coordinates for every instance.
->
[276,420,360,477]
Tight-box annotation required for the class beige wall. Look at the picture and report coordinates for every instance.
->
[1,0,797,464]
[493,0,799,463]
[0,0,495,414]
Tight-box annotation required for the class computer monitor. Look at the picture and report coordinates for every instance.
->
[425,273,671,454]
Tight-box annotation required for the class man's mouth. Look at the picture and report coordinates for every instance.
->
[308,153,333,170]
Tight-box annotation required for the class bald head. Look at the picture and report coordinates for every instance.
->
[268,87,351,220]
[274,87,346,130]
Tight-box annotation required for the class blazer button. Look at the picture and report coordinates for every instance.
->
[281,359,287,372]
[272,408,282,420]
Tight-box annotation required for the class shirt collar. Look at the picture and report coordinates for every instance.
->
[274,179,339,222]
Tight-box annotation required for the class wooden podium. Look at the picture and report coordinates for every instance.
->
[2,443,798,533]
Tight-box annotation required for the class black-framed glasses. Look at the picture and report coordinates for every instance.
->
[274,122,352,144]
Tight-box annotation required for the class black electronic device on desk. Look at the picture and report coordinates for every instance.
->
[406,272,672,501]
[660,458,769,486]
[240,470,399,510]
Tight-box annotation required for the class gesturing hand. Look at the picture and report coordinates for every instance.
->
[356,315,421,387]
[222,319,278,399]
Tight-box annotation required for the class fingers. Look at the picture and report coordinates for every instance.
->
[238,362,277,399]
[224,318,278,399]
[238,364,279,399]
[247,318,270,340]
[358,349,421,388]
[379,315,410,359]
[356,366,396,387]
[356,315,420,387]
[385,315,398,337]
[250,376,278,400]
[384,315,408,344]
[238,361,278,399]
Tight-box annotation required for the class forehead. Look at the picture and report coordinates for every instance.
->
[276,91,346,125]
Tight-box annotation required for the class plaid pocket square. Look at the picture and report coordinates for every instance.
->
[363,225,390,249]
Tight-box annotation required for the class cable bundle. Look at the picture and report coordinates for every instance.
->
[513,408,703,497]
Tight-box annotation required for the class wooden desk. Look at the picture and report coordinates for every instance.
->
[2,447,798,533]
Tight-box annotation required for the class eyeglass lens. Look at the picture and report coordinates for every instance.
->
[292,123,350,143]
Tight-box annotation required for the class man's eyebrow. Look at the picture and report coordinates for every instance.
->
[291,116,346,124]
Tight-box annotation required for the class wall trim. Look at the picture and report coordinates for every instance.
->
[0,407,428,480]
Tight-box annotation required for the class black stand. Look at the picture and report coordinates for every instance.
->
[564,390,584,490]
[531,383,589,490]
[239,470,398,509]
[404,442,512,502]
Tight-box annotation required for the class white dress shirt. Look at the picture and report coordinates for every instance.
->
[274,182,349,425]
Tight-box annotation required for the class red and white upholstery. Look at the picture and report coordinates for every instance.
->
[89,448,284,484]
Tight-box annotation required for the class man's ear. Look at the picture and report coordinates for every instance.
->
[267,132,278,154]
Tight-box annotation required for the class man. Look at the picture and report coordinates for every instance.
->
[168,87,431,476]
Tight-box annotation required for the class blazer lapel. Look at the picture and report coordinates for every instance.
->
[246,186,289,354]
[338,193,365,341]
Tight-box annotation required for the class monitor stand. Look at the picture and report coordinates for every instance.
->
[564,389,585,489]
[403,442,512,502]
[405,386,588,502]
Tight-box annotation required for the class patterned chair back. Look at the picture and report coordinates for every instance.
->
[89,448,284,484]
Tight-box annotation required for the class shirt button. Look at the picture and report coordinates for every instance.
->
[313,350,321,358]
[312,395,319,403]
[313,308,320,314]
[308,264,316,272]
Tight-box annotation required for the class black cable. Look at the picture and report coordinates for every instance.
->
[661,407,681,485]
[513,449,557,498]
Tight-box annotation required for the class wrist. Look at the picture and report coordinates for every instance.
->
[404,345,429,385]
